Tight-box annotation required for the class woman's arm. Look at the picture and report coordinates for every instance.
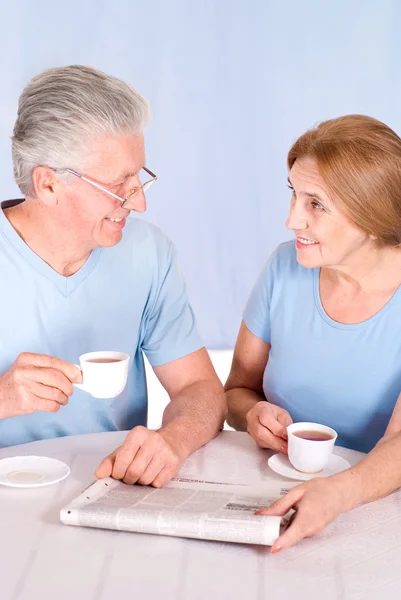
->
[258,399,401,552]
[384,390,401,436]
[225,322,292,451]
[225,322,270,430]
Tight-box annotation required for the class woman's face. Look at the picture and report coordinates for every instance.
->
[286,158,376,270]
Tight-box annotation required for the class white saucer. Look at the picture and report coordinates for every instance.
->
[268,452,351,481]
[0,456,70,488]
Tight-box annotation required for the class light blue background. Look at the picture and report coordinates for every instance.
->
[0,1,400,348]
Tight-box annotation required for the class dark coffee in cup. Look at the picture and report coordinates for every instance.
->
[86,358,122,364]
[293,430,334,441]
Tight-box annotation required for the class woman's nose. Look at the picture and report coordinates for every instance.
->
[286,198,308,231]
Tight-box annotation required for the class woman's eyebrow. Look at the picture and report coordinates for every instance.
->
[287,177,325,202]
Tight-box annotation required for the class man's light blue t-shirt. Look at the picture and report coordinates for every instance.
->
[0,204,203,447]
[244,240,401,453]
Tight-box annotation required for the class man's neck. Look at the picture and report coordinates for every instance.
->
[4,199,92,277]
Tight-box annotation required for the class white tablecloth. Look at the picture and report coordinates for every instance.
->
[0,430,400,600]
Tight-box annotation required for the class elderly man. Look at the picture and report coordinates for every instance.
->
[0,65,226,487]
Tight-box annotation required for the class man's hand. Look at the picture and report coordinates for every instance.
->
[0,352,82,419]
[246,401,293,453]
[256,477,346,552]
[95,426,184,488]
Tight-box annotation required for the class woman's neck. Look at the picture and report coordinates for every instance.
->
[321,245,401,294]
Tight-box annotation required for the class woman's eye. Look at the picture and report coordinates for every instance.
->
[287,184,295,194]
[311,200,325,210]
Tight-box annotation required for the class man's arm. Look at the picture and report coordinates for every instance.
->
[96,348,226,486]
[154,347,227,458]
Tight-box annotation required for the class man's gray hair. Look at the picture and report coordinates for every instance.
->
[11,65,150,197]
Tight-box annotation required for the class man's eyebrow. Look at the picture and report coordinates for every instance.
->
[101,171,139,187]
[111,171,138,184]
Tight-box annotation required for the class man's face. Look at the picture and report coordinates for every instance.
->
[56,134,147,249]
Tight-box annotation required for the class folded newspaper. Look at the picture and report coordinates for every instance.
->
[60,475,292,546]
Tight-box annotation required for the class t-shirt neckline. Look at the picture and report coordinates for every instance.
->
[313,267,401,329]
[0,201,102,296]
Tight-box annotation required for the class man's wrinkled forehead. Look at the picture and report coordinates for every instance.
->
[84,134,146,183]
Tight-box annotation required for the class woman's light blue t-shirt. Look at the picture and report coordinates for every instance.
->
[243,241,401,453]
[0,205,203,447]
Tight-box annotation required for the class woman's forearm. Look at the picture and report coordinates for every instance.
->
[332,432,401,511]
[226,388,266,431]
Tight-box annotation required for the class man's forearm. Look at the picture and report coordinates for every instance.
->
[159,380,227,460]
[331,432,401,511]
[226,388,265,431]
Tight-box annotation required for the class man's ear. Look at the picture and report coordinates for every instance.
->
[31,166,60,206]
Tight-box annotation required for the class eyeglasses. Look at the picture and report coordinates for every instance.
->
[56,166,157,209]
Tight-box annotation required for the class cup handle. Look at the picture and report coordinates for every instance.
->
[73,365,87,392]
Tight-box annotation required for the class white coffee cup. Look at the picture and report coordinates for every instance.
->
[287,422,337,473]
[74,351,130,399]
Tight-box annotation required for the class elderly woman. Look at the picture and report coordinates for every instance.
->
[225,114,401,551]
[0,65,226,486]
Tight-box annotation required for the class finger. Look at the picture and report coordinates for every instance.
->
[259,413,289,440]
[17,353,82,383]
[277,411,293,428]
[28,395,62,413]
[136,455,165,486]
[270,513,308,553]
[33,368,75,397]
[152,464,177,488]
[255,486,304,517]
[112,440,142,480]
[95,452,116,479]
[250,421,288,452]
[29,381,69,405]
[123,444,156,485]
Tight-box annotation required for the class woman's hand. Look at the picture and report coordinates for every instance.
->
[246,401,293,452]
[256,476,346,552]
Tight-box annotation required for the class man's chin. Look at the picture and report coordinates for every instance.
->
[98,231,124,248]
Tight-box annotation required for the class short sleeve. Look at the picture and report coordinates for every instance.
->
[243,252,276,344]
[141,240,203,366]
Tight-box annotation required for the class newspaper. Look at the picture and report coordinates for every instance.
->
[60,476,291,546]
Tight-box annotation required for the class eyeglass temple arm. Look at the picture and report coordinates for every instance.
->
[63,168,125,202]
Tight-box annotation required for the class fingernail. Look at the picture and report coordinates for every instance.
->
[272,545,282,554]
[255,509,267,516]
[281,446,287,452]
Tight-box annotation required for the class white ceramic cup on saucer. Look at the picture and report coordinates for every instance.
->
[74,351,129,399]
[287,422,338,474]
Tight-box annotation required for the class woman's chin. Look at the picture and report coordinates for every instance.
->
[296,253,322,269]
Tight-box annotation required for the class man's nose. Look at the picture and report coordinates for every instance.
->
[123,187,147,213]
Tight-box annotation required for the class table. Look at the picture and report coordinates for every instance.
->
[0,430,400,600]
